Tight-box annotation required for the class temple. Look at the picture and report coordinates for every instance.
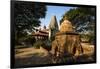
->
[51,18,83,58]
[32,15,59,41]
[48,16,59,41]
[32,26,49,41]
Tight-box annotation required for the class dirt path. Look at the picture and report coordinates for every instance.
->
[15,47,49,58]
[81,43,94,55]
[14,43,95,68]
[15,46,52,67]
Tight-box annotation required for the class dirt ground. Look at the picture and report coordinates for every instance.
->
[14,43,95,68]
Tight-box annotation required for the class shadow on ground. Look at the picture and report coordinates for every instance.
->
[14,46,95,68]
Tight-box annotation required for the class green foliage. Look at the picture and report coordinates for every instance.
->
[15,35,36,46]
[33,40,51,50]
[33,40,45,49]
[14,1,47,41]
[81,34,90,42]
[60,7,95,44]
[60,7,95,33]
[80,33,95,44]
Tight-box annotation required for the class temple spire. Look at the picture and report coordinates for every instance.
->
[48,15,59,41]
[49,16,59,30]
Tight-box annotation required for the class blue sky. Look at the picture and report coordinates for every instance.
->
[40,5,75,29]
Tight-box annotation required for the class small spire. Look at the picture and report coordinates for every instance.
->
[43,25,46,30]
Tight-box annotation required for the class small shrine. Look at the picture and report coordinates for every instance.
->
[51,18,83,58]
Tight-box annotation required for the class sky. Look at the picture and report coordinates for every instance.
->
[39,5,75,29]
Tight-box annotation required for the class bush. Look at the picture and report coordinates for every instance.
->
[15,35,36,47]
[80,34,95,44]
[42,40,51,51]
[33,40,45,49]
[33,40,51,50]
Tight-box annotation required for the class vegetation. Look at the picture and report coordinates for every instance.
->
[15,35,36,47]
[60,7,96,43]
[33,40,45,49]
[14,1,47,45]
[14,4,95,67]
[81,33,95,44]
[33,40,51,51]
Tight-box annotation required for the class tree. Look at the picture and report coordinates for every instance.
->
[60,7,95,33]
[14,1,47,43]
[60,7,96,43]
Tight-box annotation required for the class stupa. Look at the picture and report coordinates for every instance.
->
[51,18,83,59]
[60,19,73,32]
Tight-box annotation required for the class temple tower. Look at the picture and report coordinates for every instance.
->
[51,18,83,61]
[48,16,59,41]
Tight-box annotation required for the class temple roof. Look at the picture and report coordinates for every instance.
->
[38,29,49,34]
[32,32,48,36]
[32,29,49,36]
